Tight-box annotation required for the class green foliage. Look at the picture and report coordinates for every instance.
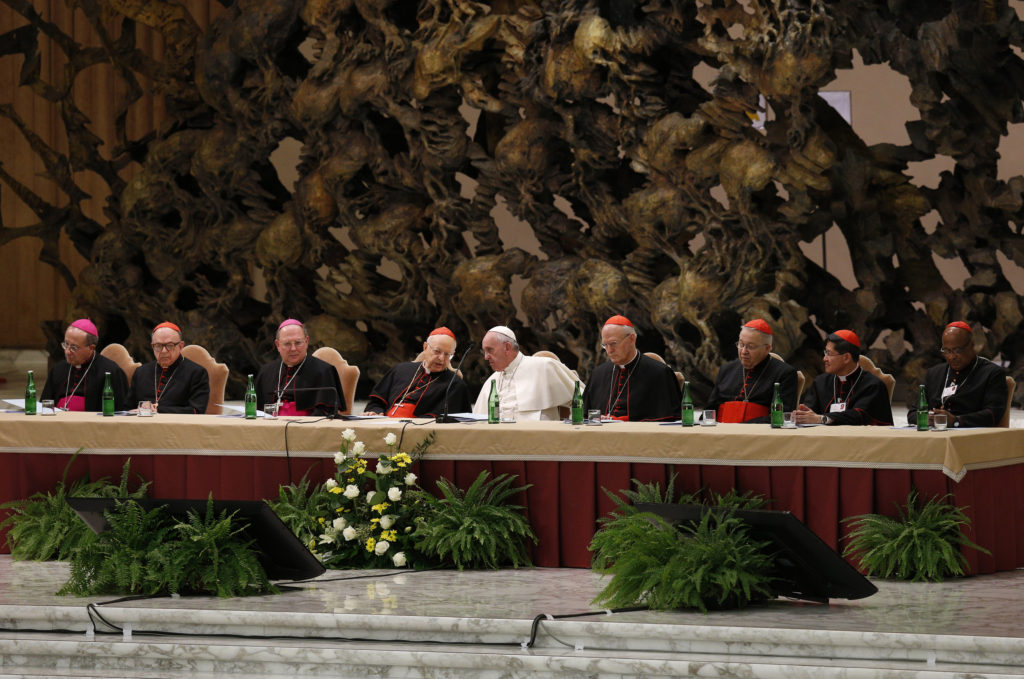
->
[599,475,768,526]
[59,496,276,597]
[590,510,775,612]
[266,474,333,552]
[307,430,433,569]
[412,471,537,570]
[151,497,275,597]
[0,455,150,561]
[843,491,990,582]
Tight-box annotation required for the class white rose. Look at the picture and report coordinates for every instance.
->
[332,517,347,531]
[387,487,402,502]
[351,441,366,456]
[379,515,394,530]
[376,461,392,474]
[367,490,377,504]
[342,428,357,442]
[324,478,338,489]
[343,484,360,499]
[392,551,407,567]
[404,472,417,486]
[374,540,390,555]
[318,533,335,545]
[333,451,345,465]
[342,526,357,541]
[384,433,397,446]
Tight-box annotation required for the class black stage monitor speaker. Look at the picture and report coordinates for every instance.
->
[635,502,877,603]
[67,497,326,582]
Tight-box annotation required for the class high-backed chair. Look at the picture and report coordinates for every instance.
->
[1000,375,1016,428]
[532,350,579,419]
[770,352,806,403]
[644,351,684,388]
[858,355,896,403]
[312,347,359,415]
[100,344,141,383]
[181,344,229,415]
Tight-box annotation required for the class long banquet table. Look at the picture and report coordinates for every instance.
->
[2,412,1023,573]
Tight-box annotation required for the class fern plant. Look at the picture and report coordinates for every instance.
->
[590,509,775,612]
[266,474,333,552]
[599,476,768,527]
[150,498,275,597]
[843,491,990,582]
[412,471,536,569]
[1,456,150,561]
[59,497,276,597]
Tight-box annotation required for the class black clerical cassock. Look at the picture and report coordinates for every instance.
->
[707,356,798,423]
[802,367,893,425]
[255,355,345,416]
[365,362,471,417]
[40,353,131,412]
[131,356,210,414]
[906,357,1007,427]
[582,352,681,421]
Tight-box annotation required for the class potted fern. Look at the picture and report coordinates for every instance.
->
[843,490,990,582]
[412,471,537,569]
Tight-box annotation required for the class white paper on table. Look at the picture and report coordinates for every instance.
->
[2,398,26,410]
[217,404,268,418]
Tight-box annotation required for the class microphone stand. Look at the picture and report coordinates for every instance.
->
[435,343,475,423]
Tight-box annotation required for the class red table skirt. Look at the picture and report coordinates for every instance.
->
[3,452,1020,574]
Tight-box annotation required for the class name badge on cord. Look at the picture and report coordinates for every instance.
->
[829,402,847,413]
[942,384,957,400]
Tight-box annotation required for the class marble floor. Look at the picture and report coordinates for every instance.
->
[2,557,1024,677]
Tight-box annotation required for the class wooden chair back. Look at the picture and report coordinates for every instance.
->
[1000,375,1016,428]
[100,343,141,383]
[312,347,359,415]
[858,355,896,403]
[770,352,806,403]
[644,351,684,388]
[181,344,229,415]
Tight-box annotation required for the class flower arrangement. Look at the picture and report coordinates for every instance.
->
[311,429,433,568]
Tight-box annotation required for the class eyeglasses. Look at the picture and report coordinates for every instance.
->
[61,342,89,352]
[823,350,846,357]
[940,344,971,356]
[601,338,632,350]
[151,342,182,352]
[426,345,455,359]
[278,340,307,350]
[736,342,767,352]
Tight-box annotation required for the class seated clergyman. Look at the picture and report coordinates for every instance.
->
[364,327,471,418]
[706,318,798,423]
[906,321,1007,428]
[472,326,580,421]
[581,315,680,421]
[794,330,893,426]
[130,322,209,414]
[40,318,131,412]
[254,319,345,416]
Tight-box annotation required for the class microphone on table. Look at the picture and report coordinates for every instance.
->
[436,342,475,424]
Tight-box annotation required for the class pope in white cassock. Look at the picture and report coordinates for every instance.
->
[472,326,582,421]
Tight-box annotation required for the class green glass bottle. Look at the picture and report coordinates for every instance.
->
[770,382,784,429]
[570,380,584,424]
[681,381,694,426]
[244,374,257,419]
[24,370,37,415]
[916,384,929,431]
[102,372,114,417]
[487,379,499,424]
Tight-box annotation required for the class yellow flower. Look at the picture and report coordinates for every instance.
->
[365,537,376,552]
[328,486,343,494]
[381,530,398,542]
[371,502,391,514]
[336,508,344,513]
[317,517,325,524]
[371,517,380,524]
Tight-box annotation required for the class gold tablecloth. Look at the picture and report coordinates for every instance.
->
[3,412,1023,481]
